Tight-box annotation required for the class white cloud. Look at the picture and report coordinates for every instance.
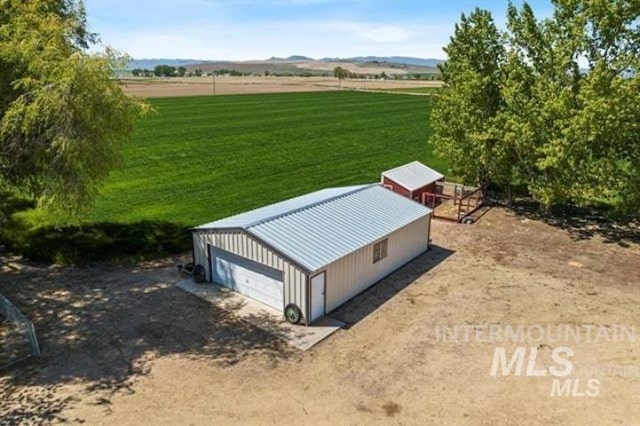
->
[90,16,452,61]
[97,32,218,59]
[324,21,414,43]
[85,0,551,61]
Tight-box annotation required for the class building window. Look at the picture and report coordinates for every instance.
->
[373,239,388,263]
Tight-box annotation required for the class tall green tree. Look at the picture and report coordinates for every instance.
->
[500,0,640,211]
[153,64,176,77]
[431,8,509,186]
[333,66,348,88]
[559,0,640,215]
[0,0,148,216]
[432,1,640,216]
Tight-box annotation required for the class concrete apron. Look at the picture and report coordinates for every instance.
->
[176,279,344,351]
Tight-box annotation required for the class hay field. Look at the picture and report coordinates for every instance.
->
[78,91,442,225]
[119,76,443,98]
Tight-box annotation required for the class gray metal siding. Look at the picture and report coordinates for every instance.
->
[193,230,309,323]
[323,215,430,313]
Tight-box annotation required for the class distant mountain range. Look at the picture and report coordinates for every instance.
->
[127,56,444,70]
[127,59,214,69]
[267,55,314,62]
[322,56,443,67]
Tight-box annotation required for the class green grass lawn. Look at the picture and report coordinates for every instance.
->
[42,91,445,227]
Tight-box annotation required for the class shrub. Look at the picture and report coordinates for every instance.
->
[2,220,191,265]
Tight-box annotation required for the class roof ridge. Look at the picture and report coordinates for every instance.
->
[382,160,422,175]
[245,184,378,229]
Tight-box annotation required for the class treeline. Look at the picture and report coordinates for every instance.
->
[334,67,440,80]
[129,65,440,80]
[432,1,640,217]
[131,65,187,77]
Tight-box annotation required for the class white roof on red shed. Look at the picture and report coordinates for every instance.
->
[381,161,444,191]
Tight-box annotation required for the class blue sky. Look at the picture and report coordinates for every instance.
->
[85,0,553,60]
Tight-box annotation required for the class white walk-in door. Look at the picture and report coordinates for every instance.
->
[211,248,284,310]
[311,272,326,322]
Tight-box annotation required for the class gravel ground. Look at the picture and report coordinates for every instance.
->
[0,206,638,425]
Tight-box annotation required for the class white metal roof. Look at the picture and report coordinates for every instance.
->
[196,184,432,272]
[195,185,370,229]
[381,161,444,191]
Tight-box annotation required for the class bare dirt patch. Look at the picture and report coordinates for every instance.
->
[119,76,443,98]
[1,207,638,424]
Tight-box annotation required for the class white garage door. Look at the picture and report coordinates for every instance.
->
[211,248,284,310]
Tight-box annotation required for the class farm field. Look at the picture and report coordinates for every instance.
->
[40,91,443,227]
[379,86,443,94]
[119,75,443,98]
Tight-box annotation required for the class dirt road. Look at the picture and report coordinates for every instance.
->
[1,207,638,424]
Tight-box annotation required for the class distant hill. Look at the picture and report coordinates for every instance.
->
[129,56,443,69]
[322,56,443,67]
[267,55,314,62]
[128,55,444,75]
[127,59,214,70]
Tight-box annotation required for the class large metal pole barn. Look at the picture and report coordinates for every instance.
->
[192,184,432,325]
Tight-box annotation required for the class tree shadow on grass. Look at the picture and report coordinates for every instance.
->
[0,191,194,265]
[505,199,640,248]
[331,245,454,328]
[2,220,192,265]
[0,261,296,423]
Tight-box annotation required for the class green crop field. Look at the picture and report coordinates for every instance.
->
[379,86,443,94]
[38,91,445,227]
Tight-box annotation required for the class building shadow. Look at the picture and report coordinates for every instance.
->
[330,245,454,328]
[176,280,324,347]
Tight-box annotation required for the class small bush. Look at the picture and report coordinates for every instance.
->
[2,220,191,265]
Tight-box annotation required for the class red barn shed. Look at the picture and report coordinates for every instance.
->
[381,161,445,203]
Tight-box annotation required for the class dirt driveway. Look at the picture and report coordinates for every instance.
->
[1,207,638,425]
